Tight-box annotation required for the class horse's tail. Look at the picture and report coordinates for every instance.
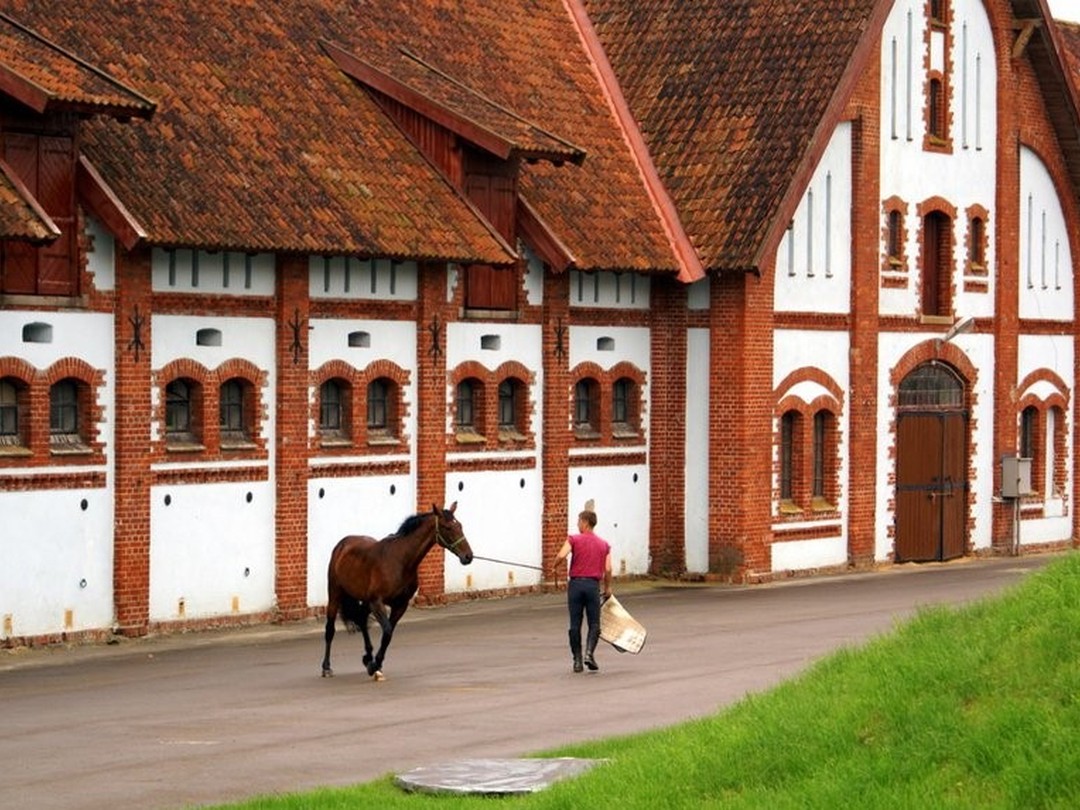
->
[339,592,366,633]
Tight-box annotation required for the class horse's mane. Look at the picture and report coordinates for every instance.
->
[388,511,431,540]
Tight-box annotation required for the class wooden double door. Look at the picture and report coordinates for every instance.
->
[895,409,968,562]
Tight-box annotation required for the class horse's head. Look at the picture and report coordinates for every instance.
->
[433,501,473,564]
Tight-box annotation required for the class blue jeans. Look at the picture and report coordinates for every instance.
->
[567,577,601,645]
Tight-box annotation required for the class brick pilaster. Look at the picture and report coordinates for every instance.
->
[847,67,882,567]
[709,271,774,581]
[415,262,451,600]
[274,255,310,618]
[113,246,153,635]
[542,271,571,573]
[649,276,687,575]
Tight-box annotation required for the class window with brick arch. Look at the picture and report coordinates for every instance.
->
[928,78,945,140]
[366,377,398,445]
[612,377,640,438]
[49,377,87,450]
[968,216,986,270]
[574,377,601,439]
[779,410,799,506]
[922,211,953,317]
[497,377,528,442]
[812,409,837,508]
[1018,403,1058,499]
[455,378,485,444]
[220,377,255,447]
[0,377,27,449]
[319,378,352,445]
[165,378,203,448]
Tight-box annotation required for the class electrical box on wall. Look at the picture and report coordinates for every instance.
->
[1001,455,1032,498]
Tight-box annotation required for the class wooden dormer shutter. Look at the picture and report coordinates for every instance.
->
[1,132,77,296]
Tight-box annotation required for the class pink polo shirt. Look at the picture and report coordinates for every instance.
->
[567,531,610,579]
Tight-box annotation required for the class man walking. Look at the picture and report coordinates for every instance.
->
[550,507,612,672]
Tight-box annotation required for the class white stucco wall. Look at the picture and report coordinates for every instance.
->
[684,327,710,573]
[0,310,115,638]
[306,473,417,606]
[773,123,853,314]
[771,330,851,572]
[444,467,544,591]
[879,0,998,321]
[1019,147,1075,321]
[148,314,277,621]
[1016,333,1074,544]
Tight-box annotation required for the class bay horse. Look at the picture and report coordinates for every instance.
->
[321,502,473,680]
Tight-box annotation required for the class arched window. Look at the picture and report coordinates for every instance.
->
[887,210,903,264]
[165,378,202,446]
[574,378,600,438]
[922,212,953,317]
[497,377,527,441]
[779,411,798,503]
[367,378,388,430]
[899,363,964,409]
[1019,406,1037,460]
[220,377,255,446]
[969,216,985,269]
[50,378,86,448]
[612,377,639,438]
[319,378,351,443]
[455,378,485,442]
[812,410,836,506]
[0,377,25,448]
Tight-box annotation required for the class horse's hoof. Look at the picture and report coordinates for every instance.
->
[322,669,334,678]
[372,670,385,682]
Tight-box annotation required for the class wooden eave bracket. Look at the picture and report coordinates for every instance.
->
[0,64,50,113]
[1013,19,1040,59]
[517,196,576,273]
[77,155,147,251]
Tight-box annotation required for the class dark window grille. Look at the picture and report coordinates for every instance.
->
[367,379,389,430]
[50,379,79,438]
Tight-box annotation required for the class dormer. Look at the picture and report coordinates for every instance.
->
[323,40,585,313]
[0,12,154,299]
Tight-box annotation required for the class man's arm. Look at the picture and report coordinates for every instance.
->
[602,551,613,597]
[548,539,572,578]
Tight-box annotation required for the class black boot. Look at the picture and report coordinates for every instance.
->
[584,626,600,671]
[569,630,583,673]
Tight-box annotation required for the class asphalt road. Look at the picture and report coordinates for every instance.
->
[0,554,1060,809]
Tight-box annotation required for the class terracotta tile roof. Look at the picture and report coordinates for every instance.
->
[585,0,882,272]
[325,40,586,165]
[0,12,154,118]
[1057,21,1080,78]
[1,2,514,263]
[342,0,679,273]
[0,158,58,242]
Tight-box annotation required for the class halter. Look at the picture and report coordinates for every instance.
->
[434,512,467,553]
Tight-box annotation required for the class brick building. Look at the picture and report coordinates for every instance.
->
[1,0,1078,644]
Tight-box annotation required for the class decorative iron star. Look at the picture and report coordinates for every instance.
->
[288,307,306,365]
[126,305,146,362]
[427,315,442,358]
[554,317,567,359]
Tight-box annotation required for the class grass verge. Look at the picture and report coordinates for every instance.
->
[208,552,1080,809]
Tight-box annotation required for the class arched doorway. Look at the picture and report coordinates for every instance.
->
[895,362,968,562]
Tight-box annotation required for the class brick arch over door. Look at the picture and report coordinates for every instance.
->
[890,342,977,562]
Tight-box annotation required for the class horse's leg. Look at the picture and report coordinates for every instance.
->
[322,589,339,677]
[357,602,375,672]
[369,602,408,680]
